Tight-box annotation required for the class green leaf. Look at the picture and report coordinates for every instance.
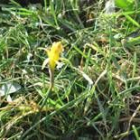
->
[115,0,134,10]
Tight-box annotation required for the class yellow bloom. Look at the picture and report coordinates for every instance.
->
[46,41,63,71]
[42,41,63,89]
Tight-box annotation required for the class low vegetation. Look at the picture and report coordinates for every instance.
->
[0,0,140,139]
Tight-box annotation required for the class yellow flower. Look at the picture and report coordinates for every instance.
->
[42,41,64,89]
[46,41,63,71]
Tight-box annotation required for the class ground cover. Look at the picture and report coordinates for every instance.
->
[0,0,140,139]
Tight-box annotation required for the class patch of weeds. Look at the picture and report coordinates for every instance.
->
[0,0,140,140]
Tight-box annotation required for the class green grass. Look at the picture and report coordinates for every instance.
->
[0,0,140,139]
